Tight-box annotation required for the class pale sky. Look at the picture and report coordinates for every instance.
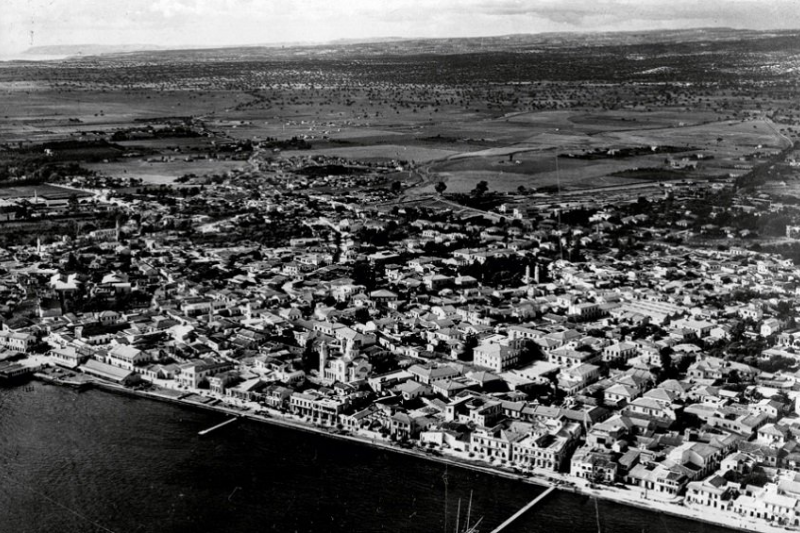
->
[1,0,798,55]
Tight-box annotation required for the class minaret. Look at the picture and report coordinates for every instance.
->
[534,265,541,284]
[36,237,41,255]
[523,265,531,285]
[344,337,356,360]
[319,342,328,379]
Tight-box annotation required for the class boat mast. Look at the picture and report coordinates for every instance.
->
[465,490,473,532]
[443,467,449,533]
[594,497,602,533]
[466,517,483,533]
[455,498,461,533]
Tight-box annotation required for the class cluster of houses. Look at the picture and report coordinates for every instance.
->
[4,172,800,529]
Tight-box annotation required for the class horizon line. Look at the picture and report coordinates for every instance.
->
[13,25,800,57]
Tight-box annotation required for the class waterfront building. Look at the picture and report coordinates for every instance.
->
[0,330,34,352]
[289,390,349,425]
[81,359,141,385]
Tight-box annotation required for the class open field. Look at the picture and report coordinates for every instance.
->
[0,183,91,200]
[597,119,791,151]
[84,158,245,183]
[281,144,461,163]
[1,28,798,202]
[0,86,253,144]
[414,113,789,193]
[115,137,215,150]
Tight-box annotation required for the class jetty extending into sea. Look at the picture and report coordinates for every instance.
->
[198,416,238,436]
[490,486,557,533]
[21,374,783,533]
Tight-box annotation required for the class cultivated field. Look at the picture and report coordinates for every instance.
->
[1,28,799,204]
[84,158,245,184]
[282,144,460,163]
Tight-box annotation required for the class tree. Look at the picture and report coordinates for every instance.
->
[435,181,447,195]
[659,347,673,377]
[354,307,370,323]
[351,260,377,291]
[518,340,545,366]
[472,180,489,197]
[759,355,796,374]
[301,339,319,373]
[460,334,478,361]
[590,387,605,408]
[771,390,791,405]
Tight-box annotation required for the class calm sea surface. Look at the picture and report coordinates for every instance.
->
[0,384,740,533]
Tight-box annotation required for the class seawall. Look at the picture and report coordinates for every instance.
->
[34,377,778,533]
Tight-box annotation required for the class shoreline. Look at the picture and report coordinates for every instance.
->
[36,377,780,533]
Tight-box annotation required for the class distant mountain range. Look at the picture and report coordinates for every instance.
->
[20,27,800,61]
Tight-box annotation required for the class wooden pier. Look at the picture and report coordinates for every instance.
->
[198,417,238,436]
[490,486,556,533]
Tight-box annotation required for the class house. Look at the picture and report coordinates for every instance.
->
[227,377,267,401]
[756,423,789,447]
[50,346,89,368]
[289,390,349,425]
[38,297,63,318]
[512,421,581,472]
[0,331,33,353]
[567,302,602,320]
[390,412,416,440]
[396,380,432,400]
[558,364,601,394]
[549,348,598,368]
[209,371,241,395]
[432,378,473,398]
[624,397,677,425]
[176,359,233,388]
[107,345,152,371]
[761,318,783,337]
[602,341,638,363]
[408,364,460,385]
[604,383,639,406]
[668,441,725,481]
[263,384,293,409]
[570,447,618,483]
[470,426,525,462]
[672,318,715,338]
[474,342,519,372]
[370,289,398,306]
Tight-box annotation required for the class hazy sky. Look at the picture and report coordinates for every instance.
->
[2,0,798,54]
